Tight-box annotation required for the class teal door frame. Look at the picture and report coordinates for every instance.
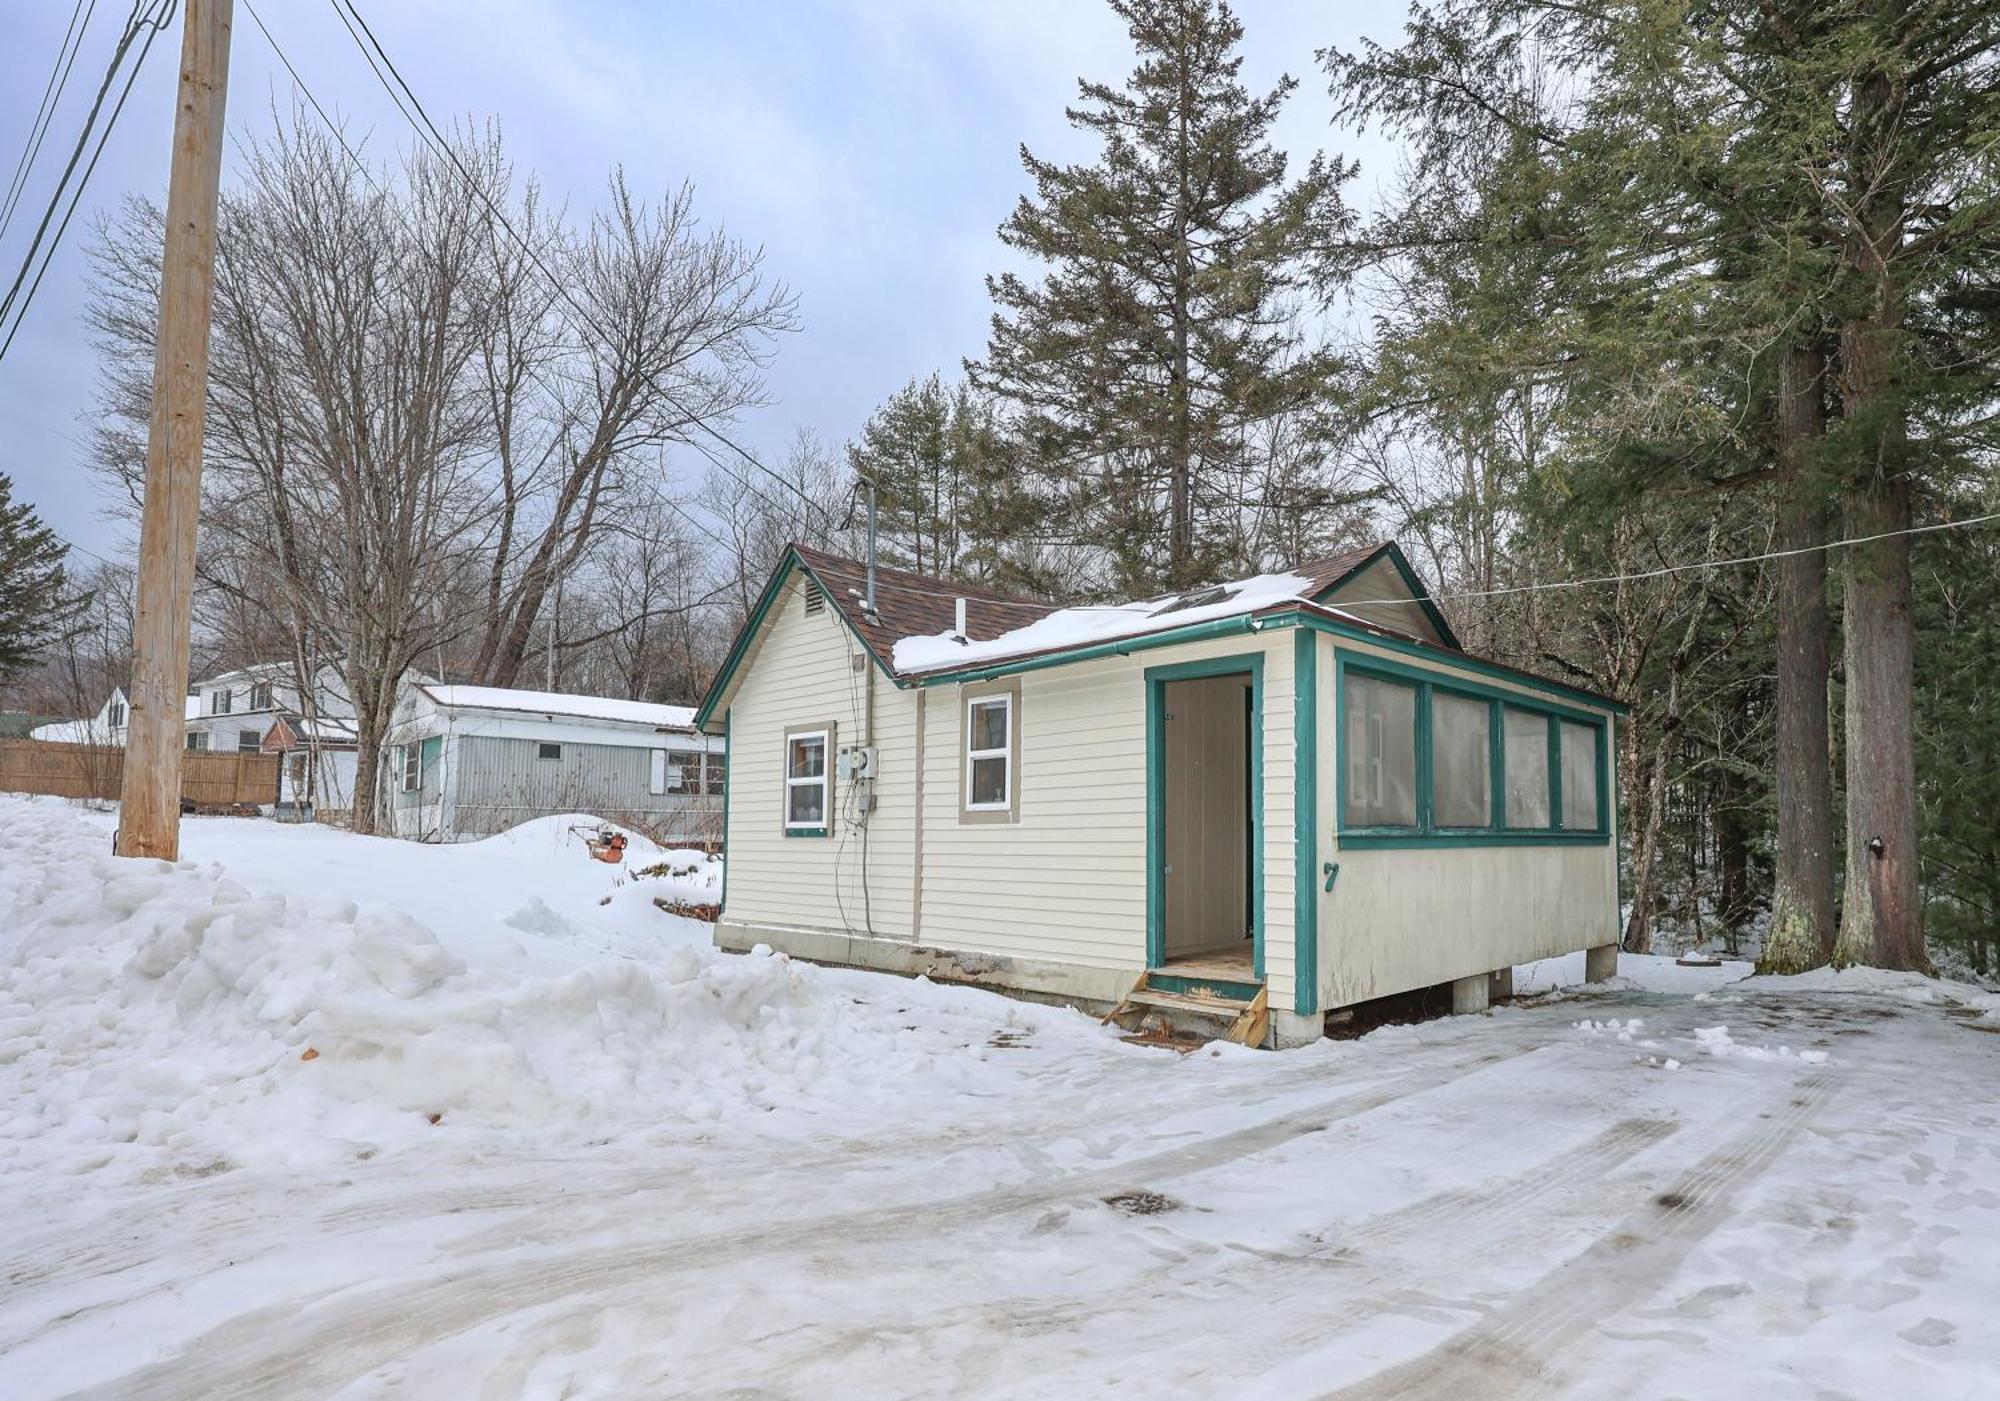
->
[1145,651,1265,978]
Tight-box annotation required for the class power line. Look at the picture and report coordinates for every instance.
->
[324,0,837,534]
[0,0,98,245]
[798,509,2000,615]
[0,0,176,364]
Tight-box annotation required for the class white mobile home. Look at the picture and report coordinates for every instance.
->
[696,544,1626,1048]
[380,684,725,843]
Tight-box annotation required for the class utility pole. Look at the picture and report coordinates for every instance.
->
[115,0,233,859]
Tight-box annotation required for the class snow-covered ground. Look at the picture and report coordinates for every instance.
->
[1,794,1996,1399]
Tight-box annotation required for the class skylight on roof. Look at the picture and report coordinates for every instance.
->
[1153,584,1239,616]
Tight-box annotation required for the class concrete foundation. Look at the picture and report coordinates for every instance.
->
[1451,973,1491,1015]
[1489,966,1514,1001]
[714,918,1138,1009]
[1269,1009,1324,1050]
[1585,943,1619,983]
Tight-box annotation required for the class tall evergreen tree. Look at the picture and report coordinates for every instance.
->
[973,0,1350,595]
[0,473,78,685]
[845,375,1031,585]
[1330,1,2000,971]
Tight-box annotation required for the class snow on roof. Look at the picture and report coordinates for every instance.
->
[892,570,1319,675]
[29,719,99,743]
[421,684,698,731]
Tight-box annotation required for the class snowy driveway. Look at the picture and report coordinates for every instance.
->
[1,799,1996,1398]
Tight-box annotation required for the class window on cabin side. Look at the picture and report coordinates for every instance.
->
[704,753,726,795]
[537,742,562,761]
[400,744,421,792]
[785,731,828,828]
[1561,720,1601,830]
[1342,674,1417,827]
[1432,691,1491,827]
[966,695,1012,809]
[1503,708,1552,828]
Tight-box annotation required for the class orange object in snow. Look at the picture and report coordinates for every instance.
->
[586,830,628,863]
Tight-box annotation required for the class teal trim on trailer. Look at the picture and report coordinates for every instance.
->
[1291,627,1319,1016]
[1144,650,1266,980]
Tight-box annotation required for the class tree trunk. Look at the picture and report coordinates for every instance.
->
[1831,55,1925,972]
[350,711,382,836]
[1760,340,1838,973]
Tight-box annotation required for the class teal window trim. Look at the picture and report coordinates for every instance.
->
[1334,648,1610,849]
[1292,628,1318,1015]
[1145,651,1265,980]
[719,710,731,913]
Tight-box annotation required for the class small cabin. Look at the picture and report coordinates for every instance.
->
[695,543,1625,1047]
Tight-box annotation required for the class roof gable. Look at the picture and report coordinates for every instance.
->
[1310,543,1460,650]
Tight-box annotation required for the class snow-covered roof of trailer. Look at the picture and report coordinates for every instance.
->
[419,685,699,732]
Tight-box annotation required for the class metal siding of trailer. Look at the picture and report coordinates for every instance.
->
[449,733,720,840]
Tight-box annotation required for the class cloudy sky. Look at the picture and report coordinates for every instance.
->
[0,0,1406,561]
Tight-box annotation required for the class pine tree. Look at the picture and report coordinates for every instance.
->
[845,376,1031,585]
[973,0,1349,595]
[0,473,79,684]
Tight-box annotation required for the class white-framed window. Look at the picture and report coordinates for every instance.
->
[107,699,126,729]
[670,751,701,791]
[785,729,829,831]
[185,731,208,752]
[400,744,421,792]
[236,730,261,754]
[704,753,726,796]
[648,749,668,796]
[212,689,233,715]
[965,694,1013,810]
[248,682,273,710]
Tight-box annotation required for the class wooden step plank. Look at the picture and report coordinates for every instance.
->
[1126,986,1256,1017]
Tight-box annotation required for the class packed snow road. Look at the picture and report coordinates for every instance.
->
[0,796,1996,1398]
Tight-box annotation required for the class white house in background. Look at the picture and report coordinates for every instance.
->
[31,688,201,746]
[184,663,362,816]
[378,683,725,844]
[695,542,1627,1049]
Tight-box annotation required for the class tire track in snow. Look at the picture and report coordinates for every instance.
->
[1317,1069,1839,1400]
[66,1041,1560,1400]
[703,1113,1682,1397]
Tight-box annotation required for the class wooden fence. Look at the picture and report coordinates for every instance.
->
[0,741,280,807]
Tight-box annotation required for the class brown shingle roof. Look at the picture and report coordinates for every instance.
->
[791,544,1059,666]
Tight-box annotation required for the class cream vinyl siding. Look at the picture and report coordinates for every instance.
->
[722,576,918,938]
[1315,632,1618,1010]
[918,629,1296,1010]
[1319,555,1448,645]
